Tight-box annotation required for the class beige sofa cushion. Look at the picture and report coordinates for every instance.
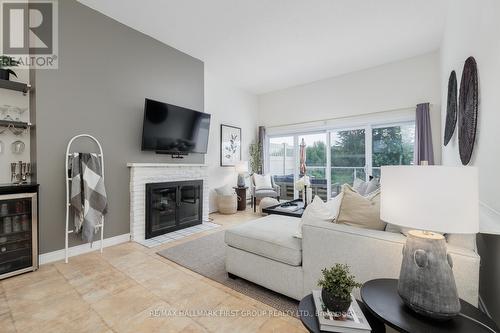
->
[225,215,302,266]
[337,185,386,231]
[295,194,343,238]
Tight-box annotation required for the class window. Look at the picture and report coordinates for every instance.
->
[300,133,327,200]
[266,120,415,200]
[269,136,294,200]
[331,129,366,193]
[372,123,415,178]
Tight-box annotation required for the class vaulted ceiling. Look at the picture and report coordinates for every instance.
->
[79,0,447,94]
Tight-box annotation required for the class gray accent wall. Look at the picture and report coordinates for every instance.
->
[35,0,204,253]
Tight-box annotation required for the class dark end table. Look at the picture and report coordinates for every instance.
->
[233,187,248,211]
[298,294,385,333]
[361,279,499,333]
[262,199,305,218]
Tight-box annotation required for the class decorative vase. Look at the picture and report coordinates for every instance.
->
[321,289,352,313]
[0,69,10,80]
[398,230,460,320]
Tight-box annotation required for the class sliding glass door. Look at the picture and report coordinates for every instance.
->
[299,133,327,200]
[330,129,366,196]
[371,123,415,178]
[269,136,294,200]
[266,121,415,201]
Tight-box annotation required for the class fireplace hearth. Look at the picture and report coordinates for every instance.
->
[145,180,203,239]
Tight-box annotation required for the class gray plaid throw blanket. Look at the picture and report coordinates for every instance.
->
[70,153,108,243]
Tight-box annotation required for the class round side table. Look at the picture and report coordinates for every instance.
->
[361,279,499,333]
[298,294,385,333]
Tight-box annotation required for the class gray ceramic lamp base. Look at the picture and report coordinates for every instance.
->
[398,230,461,320]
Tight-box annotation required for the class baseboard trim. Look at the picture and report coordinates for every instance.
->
[479,295,492,318]
[39,233,131,265]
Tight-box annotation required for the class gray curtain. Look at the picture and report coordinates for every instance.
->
[414,103,435,165]
[258,126,266,174]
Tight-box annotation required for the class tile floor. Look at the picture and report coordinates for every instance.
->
[0,208,307,333]
[138,222,221,248]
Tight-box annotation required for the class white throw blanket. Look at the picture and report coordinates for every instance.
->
[70,153,108,243]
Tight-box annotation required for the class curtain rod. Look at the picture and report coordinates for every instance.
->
[264,105,432,129]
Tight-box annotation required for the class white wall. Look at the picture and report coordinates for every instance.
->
[0,69,31,183]
[205,69,259,212]
[440,0,500,323]
[259,52,442,163]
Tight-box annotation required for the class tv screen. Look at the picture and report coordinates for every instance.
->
[141,99,211,154]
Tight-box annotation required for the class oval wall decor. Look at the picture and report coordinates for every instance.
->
[458,56,479,165]
[444,71,457,146]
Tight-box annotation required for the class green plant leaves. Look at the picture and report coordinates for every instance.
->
[317,263,362,300]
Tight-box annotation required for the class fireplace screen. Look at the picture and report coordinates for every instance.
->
[145,180,202,239]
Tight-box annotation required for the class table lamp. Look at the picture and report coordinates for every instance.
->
[380,166,479,320]
[235,161,249,188]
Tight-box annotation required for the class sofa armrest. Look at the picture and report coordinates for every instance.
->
[301,221,480,305]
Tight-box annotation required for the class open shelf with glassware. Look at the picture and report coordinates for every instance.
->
[0,184,38,279]
[0,79,30,94]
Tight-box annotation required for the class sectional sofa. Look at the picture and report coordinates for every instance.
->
[224,214,480,306]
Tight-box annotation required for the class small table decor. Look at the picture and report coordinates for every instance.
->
[312,290,371,332]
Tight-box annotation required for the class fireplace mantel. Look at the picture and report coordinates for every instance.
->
[127,163,208,168]
[128,163,209,242]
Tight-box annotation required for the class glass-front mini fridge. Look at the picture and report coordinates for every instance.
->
[0,184,38,279]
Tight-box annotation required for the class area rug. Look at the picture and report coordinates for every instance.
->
[156,231,299,316]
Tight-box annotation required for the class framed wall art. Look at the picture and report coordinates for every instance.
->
[220,124,241,166]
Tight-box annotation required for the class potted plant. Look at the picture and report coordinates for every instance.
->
[249,143,262,174]
[318,264,362,313]
[0,56,20,81]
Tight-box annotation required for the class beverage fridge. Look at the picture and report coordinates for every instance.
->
[0,184,39,279]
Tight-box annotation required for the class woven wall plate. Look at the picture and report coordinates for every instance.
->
[458,57,479,165]
[444,71,457,146]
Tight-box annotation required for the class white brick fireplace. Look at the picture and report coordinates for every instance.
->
[127,163,209,242]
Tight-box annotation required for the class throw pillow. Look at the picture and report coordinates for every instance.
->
[327,192,344,221]
[254,174,273,191]
[364,177,380,195]
[336,185,386,231]
[215,184,234,196]
[352,178,368,196]
[295,196,336,238]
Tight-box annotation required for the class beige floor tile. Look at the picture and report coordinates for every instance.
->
[1,264,60,291]
[0,313,16,333]
[1,209,305,333]
[91,284,160,329]
[113,300,205,333]
[194,295,269,333]
[0,283,10,316]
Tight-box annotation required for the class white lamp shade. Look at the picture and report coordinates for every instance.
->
[380,166,479,234]
[235,161,249,173]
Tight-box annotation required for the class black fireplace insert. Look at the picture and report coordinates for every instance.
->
[145,180,203,239]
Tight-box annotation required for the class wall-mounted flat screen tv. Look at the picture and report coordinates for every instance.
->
[141,98,211,154]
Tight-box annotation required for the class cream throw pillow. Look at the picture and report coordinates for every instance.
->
[336,185,386,231]
[253,174,273,191]
[295,195,342,238]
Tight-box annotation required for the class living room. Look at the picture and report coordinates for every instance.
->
[0,0,499,332]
